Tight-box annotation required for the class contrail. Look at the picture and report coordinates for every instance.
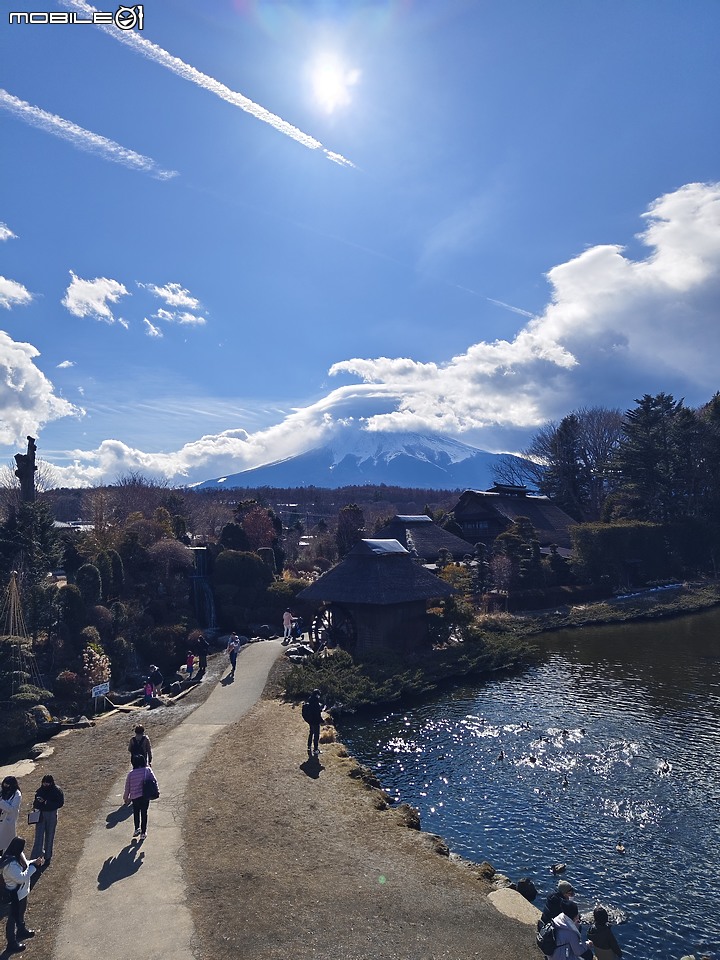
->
[0,88,178,180]
[60,0,355,168]
[486,297,536,319]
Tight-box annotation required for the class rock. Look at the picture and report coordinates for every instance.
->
[430,835,450,857]
[492,873,514,889]
[488,888,542,927]
[4,709,39,751]
[477,860,496,879]
[550,862,567,874]
[29,704,53,724]
[516,877,538,902]
[396,803,421,830]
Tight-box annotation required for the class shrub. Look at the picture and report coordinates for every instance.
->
[143,624,187,672]
[54,669,83,701]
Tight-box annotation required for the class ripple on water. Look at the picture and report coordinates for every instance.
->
[341,615,720,960]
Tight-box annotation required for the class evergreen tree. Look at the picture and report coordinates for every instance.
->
[336,504,365,558]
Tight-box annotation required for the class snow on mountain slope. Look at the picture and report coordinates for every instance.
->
[194,431,521,490]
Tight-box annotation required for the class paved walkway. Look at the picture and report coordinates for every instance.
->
[53,640,282,960]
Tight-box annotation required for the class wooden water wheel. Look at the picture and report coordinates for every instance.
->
[310,603,356,651]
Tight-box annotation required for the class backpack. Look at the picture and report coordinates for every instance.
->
[536,920,558,956]
[0,870,14,904]
[301,701,311,723]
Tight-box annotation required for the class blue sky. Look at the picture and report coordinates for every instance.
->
[1,0,719,486]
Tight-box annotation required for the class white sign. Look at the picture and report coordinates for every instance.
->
[91,681,110,698]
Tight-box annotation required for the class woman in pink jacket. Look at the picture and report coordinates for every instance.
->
[123,753,159,841]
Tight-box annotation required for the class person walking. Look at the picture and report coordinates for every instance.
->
[282,608,293,644]
[302,688,324,757]
[128,724,152,765]
[1,836,44,954]
[547,902,594,959]
[0,776,21,856]
[587,907,623,959]
[226,633,240,677]
[29,775,64,869]
[123,754,159,841]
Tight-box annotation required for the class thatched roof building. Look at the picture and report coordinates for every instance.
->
[373,515,472,563]
[452,484,576,554]
[298,539,453,655]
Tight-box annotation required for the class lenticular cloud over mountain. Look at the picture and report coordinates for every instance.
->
[46,181,720,487]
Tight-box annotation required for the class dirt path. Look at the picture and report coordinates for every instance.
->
[2,644,539,960]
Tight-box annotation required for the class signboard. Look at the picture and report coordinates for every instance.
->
[91,681,110,698]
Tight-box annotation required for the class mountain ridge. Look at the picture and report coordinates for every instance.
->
[193,431,519,491]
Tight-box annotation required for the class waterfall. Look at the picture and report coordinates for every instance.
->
[190,547,216,629]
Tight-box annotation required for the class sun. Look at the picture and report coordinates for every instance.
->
[309,55,360,114]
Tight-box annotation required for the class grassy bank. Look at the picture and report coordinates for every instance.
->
[284,626,533,711]
[520,578,720,633]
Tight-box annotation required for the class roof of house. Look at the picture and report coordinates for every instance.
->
[298,539,454,606]
[452,488,576,549]
[374,515,472,561]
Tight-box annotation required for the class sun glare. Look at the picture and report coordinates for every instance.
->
[310,55,360,114]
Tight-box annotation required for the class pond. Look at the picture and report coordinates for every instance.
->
[339,606,720,959]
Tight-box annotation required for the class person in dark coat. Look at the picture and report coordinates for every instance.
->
[196,635,209,677]
[587,906,623,959]
[303,689,324,756]
[30,775,64,868]
[539,879,576,927]
[148,665,164,696]
[128,725,152,765]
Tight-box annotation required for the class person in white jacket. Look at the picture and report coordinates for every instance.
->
[1,835,44,953]
[550,902,594,959]
[0,776,21,856]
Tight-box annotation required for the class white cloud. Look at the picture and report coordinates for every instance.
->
[143,319,163,338]
[174,312,206,326]
[330,181,720,438]
[142,282,201,310]
[60,0,354,168]
[62,270,130,323]
[35,181,720,485]
[56,360,75,368]
[0,223,17,242]
[0,331,82,445]
[0,88,177,180]
[140,282,208,327]
[0,276,33,309]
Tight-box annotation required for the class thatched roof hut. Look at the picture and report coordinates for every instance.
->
[452,485,576,554]
[374,515,472,563]
[298,539,453,655]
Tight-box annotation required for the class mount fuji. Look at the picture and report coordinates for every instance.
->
[194,432,521,490]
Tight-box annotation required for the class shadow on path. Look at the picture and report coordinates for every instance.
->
[105,805,132,830]
[97,844,145,889]
[300,757,324,779]
[221,673,235,686]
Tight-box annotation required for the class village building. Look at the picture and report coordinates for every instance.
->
[298,539,453,656]
[451,484,577,556]
[373,514,472,563]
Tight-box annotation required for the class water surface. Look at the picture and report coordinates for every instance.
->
[340,607,720,959]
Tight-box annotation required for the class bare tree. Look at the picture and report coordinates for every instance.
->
[495,406,623,520]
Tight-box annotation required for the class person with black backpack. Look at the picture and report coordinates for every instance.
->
[302,689,324,757]
[538,901,593,959]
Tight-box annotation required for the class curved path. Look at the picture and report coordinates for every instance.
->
[54,640,282,960]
